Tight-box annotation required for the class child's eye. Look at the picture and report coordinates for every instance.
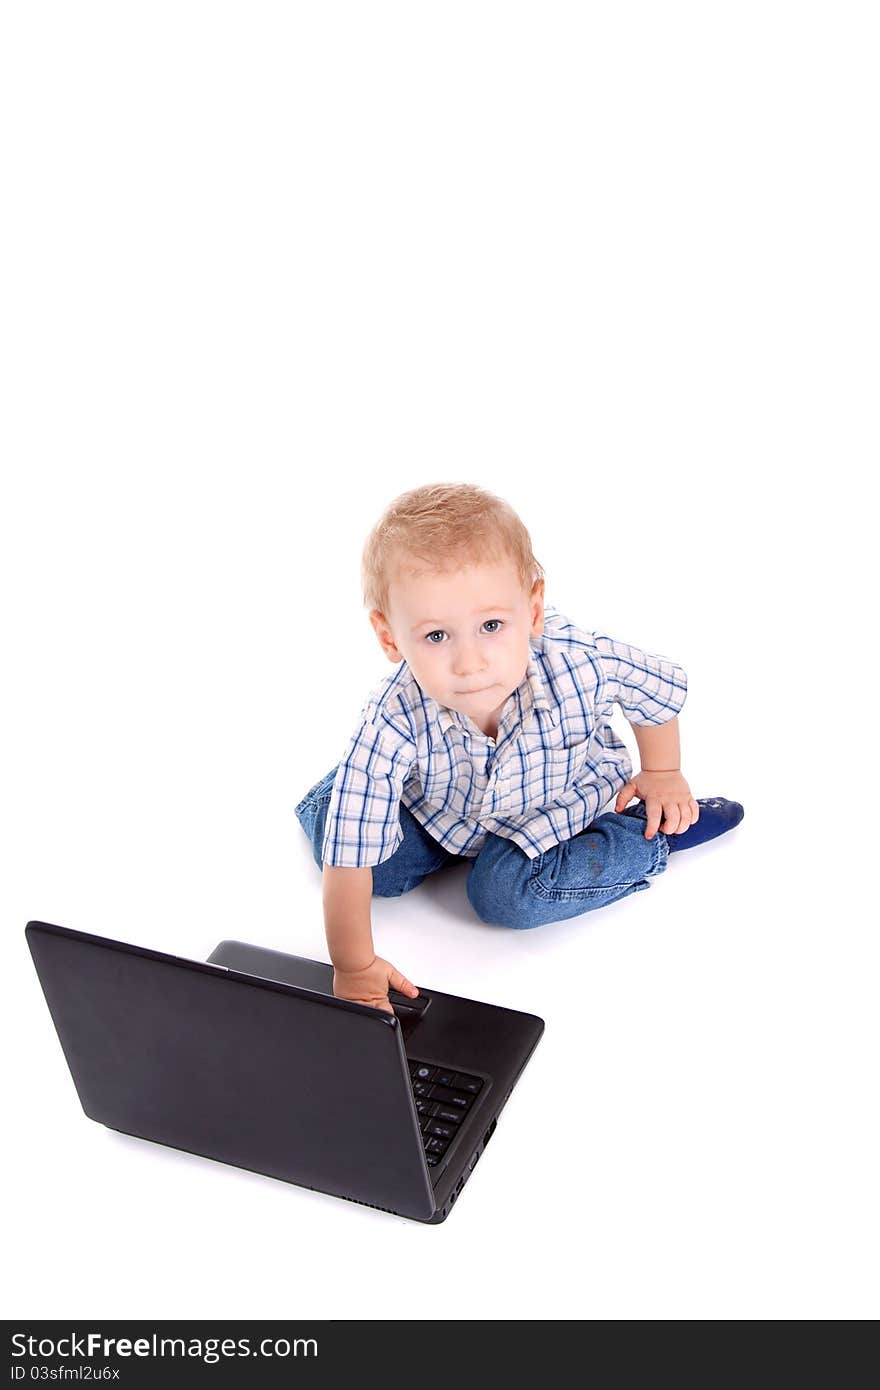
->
[423,620,504,644]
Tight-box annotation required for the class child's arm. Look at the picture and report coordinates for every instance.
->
[322,864,419,1012]
[614,716,700,839]
[633,713,681,772]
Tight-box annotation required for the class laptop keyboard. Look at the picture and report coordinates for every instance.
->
[407,1059,483,1166]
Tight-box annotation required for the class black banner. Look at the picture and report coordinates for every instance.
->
[4,1322,553,1384]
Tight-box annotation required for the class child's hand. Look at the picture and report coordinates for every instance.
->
[333,956,419,1014]
[615,771,700,840]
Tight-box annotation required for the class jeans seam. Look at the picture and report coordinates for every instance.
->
[295,769,338,817]
[527,878,650,903]
[648,831,669,875]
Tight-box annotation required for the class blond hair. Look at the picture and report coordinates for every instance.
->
[361,482,544,616]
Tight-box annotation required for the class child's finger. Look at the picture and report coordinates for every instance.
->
[644,798,663,839]
[615,781,636,812]
[390,968,418,997]
[689,798,700,823]
[661,803,681,835]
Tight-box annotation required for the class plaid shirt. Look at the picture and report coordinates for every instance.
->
[321,605,688,866]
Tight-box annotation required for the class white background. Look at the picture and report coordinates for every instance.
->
[2,1,876,1320]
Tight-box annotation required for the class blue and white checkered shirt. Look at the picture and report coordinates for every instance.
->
[321,605,687,866]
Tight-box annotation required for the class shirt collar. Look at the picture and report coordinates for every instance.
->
[428,648,556,749]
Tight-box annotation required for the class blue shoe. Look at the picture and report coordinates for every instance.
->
[620,796,744,851]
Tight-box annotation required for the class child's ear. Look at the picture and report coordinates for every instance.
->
[529,578,545,637]
[369,610,403,663]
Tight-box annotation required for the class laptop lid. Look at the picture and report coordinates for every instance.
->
[207,940,546,1214]
[25,921,436,1221]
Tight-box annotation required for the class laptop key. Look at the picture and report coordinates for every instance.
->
[453,1072,483,1094]
[434,1070,456,1087]
[413,1064,436,1082]
[415,1099,438,1117]
[425,1120,455,1140]
[425,1153,440,1165]
[435,1107,462,1125]
[426,1137,448,1154]
[427,1084,470,1109]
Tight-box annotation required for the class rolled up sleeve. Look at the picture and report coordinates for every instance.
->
[593,632,688,726]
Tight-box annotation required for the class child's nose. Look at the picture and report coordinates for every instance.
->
[452,645,487,678]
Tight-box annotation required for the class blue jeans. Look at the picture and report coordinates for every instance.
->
[295,766,669,929]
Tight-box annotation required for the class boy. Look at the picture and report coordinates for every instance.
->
[296,483,743,1013]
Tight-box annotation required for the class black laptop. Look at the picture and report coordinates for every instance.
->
[25,921,544,1224]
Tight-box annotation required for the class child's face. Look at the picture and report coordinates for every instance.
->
[370,553,545,726]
